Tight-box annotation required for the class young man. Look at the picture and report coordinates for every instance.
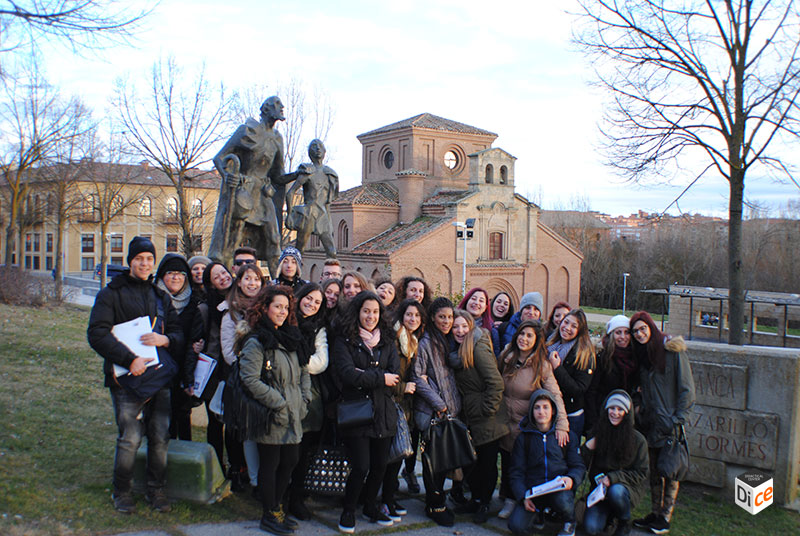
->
[320,258,342,282]
[509,389,585,536]
[87,236,183,514]
[231,246,257,271]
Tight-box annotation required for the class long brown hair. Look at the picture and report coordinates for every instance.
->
[228,263,265,315]
[630,311,666,372]
[499,320,548,388]
[453,309,476,369]
[549,308,595,371]
[246,285,297,328]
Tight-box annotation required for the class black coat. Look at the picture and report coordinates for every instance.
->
[87,271,184,387]
[551,343,594,415]
[333,334,399,439]
[585,347,641,436]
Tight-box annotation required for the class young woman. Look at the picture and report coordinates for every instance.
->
[221,263,265,491]
[395,275,432,311]
[187,255,211,302]
[239,285,310,535]
[374,277,397,310]
[497,320,569,520]
[380,298,426,521]
[630,312,695,535]
[340,271,371,302]
[545,301,571,340]
[333,291,400,533]
[547,308,596,438]
[582,390,649,536]
[412,297,461,527]
[490,292,514,328]
[585,315,639,437]
[287,283,330,520]
[448,309,509,523]
[154,253,197,441]
[457,287,493,329]
[272,246,308,290]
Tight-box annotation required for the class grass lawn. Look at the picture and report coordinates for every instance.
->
[1,303,799,535]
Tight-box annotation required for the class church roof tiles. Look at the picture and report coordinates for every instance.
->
[358,113,497,138]
[351,216,451,255]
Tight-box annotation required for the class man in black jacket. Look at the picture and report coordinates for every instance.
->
[87,236,183,514]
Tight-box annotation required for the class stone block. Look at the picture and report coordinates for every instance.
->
[692,361,748,410]
[685,456,725,488]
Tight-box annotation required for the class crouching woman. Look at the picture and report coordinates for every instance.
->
[239,285,310,535]
[582,390,648,536]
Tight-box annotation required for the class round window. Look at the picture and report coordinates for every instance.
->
[383,151,394,169]
[444,150,458,170]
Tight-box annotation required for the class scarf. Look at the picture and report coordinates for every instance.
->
[359,326,381,350]
[613,345,638,388]
[157,279,191,314]
[297,309,324,367]
[246,316,308,366]
[548,337,577,361]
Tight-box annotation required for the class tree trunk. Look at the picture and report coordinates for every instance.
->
[4,223,16,266]
[728,171,745,345]
[54,220,64,301]
[100,221,108,288]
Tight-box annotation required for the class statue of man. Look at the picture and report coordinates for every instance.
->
[285,139,339,257]
[208,96,292,274]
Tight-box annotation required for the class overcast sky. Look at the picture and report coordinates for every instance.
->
[40,0,800,217]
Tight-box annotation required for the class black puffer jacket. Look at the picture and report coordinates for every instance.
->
[87,271,184,387]
[333,334,400,439]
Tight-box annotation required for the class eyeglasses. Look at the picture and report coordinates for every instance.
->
[165,271,186,278]
[632,326,649,335]
[233,258,256,266]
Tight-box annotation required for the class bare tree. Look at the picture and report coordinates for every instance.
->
[0,61,89,265]
[574,0,800,344]
[115,56,236,258]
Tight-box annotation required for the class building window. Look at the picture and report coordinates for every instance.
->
[111,256,123,265]
[485,164,494,183]
[110,235,123,253]
[46,194,54,215]
[444,150,458,170]
[25,233,32,252]
[337,220,349,250]
[46,233,53,253]
[166,234,178,252]
[111,194,124,214]
[309,235,321,249]
[25,255,31,269]
[191,198,203,218]
[139,197,152,217]
[166,197,178,219]
[191,235,202,252]
[489,232,504,260]
[81,257,94,271]
[33,233,40,252]
[82,194,98,221]
[81,234,94,253]
[500,165,508,184]
[33,256,40,270]
[46,256,53,271]
[383,150,394,169]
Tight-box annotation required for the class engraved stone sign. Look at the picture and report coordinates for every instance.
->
[686,457,725,488]
[685,405,778,470]
[692,361,748,410]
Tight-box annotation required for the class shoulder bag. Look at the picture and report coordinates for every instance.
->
[658,423,690,481]
[222,353,278,441]
[421,413,477,474]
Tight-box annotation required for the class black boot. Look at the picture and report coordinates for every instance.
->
[259,510,293,535]
[426,492,455,527]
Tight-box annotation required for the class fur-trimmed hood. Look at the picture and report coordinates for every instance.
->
[664,335,687,353]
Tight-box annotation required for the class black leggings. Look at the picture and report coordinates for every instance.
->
[342,435,392,512]
[382,459,403,504]
[287,430,321,503]
[422,455,448,506]
[404,429,420,474]
[257,443,300,513]
[499,447,512,499]
[464,439,500,504]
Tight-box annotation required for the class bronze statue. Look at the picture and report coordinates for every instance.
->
[285,139,339,257]
[208,96,292,274]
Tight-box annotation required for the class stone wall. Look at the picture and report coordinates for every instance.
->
[682,340,800,505]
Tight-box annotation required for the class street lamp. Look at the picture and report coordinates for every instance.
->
[622,272,630,315]
[453,218,475,295]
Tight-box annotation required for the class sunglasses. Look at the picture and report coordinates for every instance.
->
[233,258,256,266]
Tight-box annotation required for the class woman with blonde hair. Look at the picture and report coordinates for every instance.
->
[496,320,569,519]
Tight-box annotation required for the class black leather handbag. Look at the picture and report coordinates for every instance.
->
[658,424,690,481]
[421,414,477,474]
[336,395,374,429]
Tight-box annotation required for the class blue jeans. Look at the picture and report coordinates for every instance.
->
[583,484,631,535]
[508,489,575,534]
[110,386,171,493]
[567,412,585,439]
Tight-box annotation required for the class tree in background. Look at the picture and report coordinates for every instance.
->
[575,0,800,344]
[114,56,236,258]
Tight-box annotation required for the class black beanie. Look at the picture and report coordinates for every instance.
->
[127,236,156,265]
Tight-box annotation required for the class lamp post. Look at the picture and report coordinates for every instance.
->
[622,272,630,315]
[453,219,475,295]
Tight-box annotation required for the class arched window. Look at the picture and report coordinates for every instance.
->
[139,197,152,217]
[166,197,178,219]
[485,164,494,184]
[489,232,504,260]
[499,165,508,184]
[337,220,349,250]
[111,194,124,214]
[309,235,321,249]
[191,198,203,218]
[82,194,98,221]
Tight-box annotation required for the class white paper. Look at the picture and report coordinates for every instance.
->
[525,477,567,499]
[193,353,218,396]
[111,316,159,377]
[587,483,606,508]
[209,381,225,417]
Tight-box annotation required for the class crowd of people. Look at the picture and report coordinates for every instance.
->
[88,236,696,536]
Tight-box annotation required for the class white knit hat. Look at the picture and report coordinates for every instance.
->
[606,314,630,335]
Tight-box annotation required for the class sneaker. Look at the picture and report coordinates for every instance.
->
[497,498,516,519]
[425,505,455,527]
[473,503,491,524]
[146,488,171,513]
[380,503,401,523]
[391,500,407,515]
[112,491,136,514]
[338,510,356,534]
[403,470,421,493]
[363,504,393,527]
[260,511,293,535]
[557,521,577,536]
[634,513,659,529]
[614,520,632,536]
[289,499,311,521]
[649,516,670,534]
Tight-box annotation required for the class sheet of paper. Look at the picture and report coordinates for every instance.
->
[525,477,567,499]
[587,483,606,508]
[193,353,217,395]
[111,316,159,377]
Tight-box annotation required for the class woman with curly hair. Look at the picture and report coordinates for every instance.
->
[395,275,432,311]
[489,291,514,328]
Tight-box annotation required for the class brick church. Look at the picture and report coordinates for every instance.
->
[302,113,582,310]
